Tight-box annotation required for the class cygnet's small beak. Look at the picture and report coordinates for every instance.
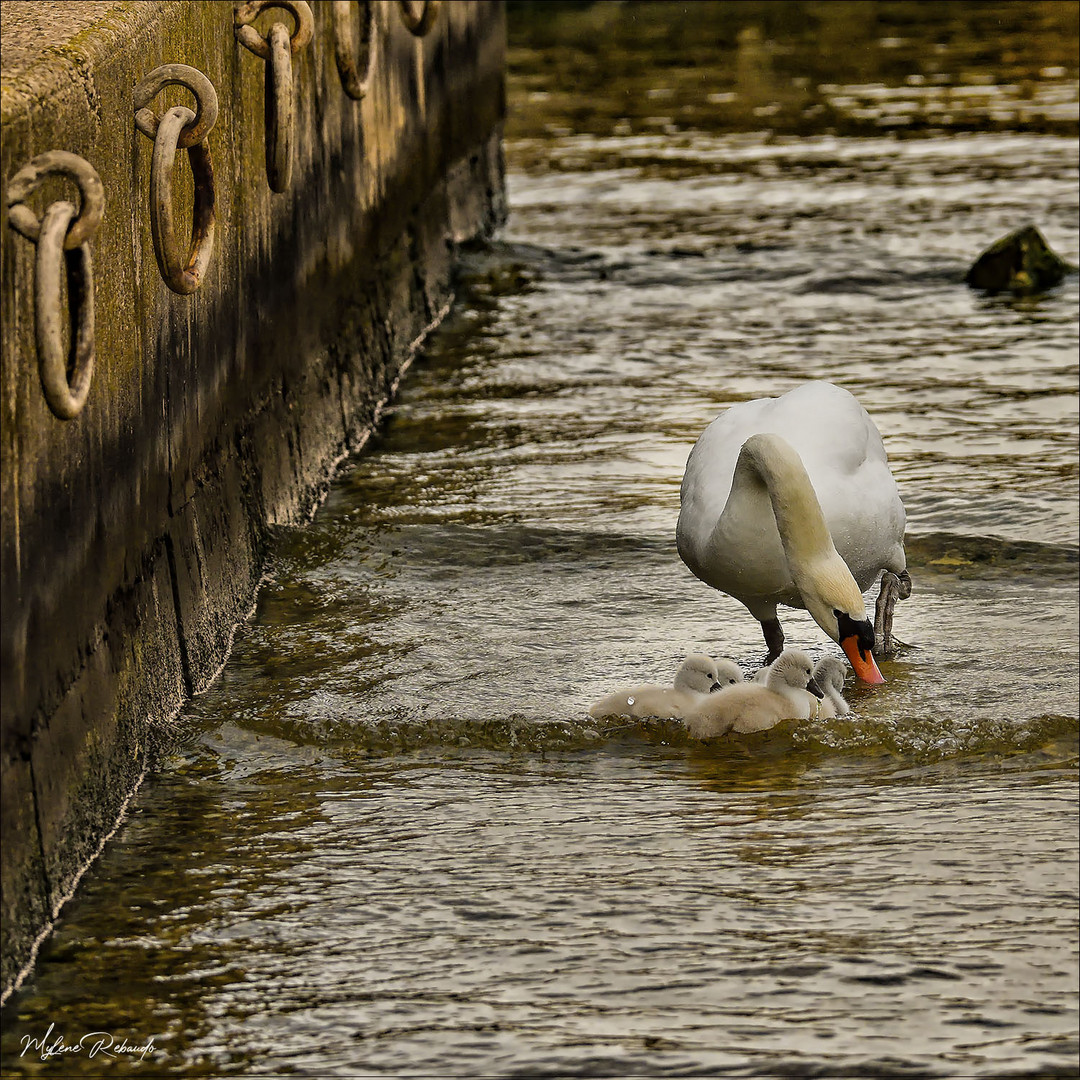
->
[806,677,825,699]
[709,681,723,693]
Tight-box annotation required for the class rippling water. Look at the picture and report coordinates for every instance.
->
[3,3,1078,1077]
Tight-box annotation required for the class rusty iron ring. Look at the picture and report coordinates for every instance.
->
[265,22,295,191]
[148,105,216,293]
[398,0,439,37]
[34,201,96,419]
[134,63,219,150]
[6,150,104,250]
[234,0,314,59]
[332,0,378,101]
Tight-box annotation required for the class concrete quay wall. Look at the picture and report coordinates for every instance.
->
[0,0,506,999]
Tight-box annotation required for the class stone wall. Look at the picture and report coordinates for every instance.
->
[0,0,506,1000]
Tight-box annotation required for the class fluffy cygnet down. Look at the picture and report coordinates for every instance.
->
[588,653,743,720]
[754,654,851,719]
[684,649,822,738]
[811,654,851,717]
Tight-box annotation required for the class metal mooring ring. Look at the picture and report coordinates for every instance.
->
[234,0,314,59]
[265,22,295,191]
[149,105,217,293]
[6,150,104,249]
[35,201,96,420]
[134,63,219,149]
[398,0,439,37]
[235,1,311,191]
[332,1,378,101]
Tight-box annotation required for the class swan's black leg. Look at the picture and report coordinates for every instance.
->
[761,617,785,664]
[874,569,912,656]
[874,573,896,654]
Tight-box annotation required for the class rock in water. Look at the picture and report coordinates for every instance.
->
[965,225,1076,295]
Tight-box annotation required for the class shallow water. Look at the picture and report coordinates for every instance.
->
[3,3,1078,1077]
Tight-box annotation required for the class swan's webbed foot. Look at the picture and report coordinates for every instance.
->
[761,617,785,665]
[874,569,912,656]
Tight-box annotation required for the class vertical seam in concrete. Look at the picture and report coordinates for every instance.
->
[24,740,52,916]
[338,376,351,449]
[11,444,20,582]
[163,532,194,699]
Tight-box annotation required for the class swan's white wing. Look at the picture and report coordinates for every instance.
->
[677,382,906,603]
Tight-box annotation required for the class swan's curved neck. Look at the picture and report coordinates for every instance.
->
[730,433,834,565]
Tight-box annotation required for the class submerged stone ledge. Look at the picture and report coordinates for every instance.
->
[0,0,506,1001]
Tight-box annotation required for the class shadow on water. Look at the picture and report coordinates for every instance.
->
[2,3,1077,1078]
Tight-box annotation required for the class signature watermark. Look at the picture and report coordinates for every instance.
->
[20,1023,156,1063]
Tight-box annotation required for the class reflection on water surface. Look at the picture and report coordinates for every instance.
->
[2,3,1077,1077]
[506,0,1079,149]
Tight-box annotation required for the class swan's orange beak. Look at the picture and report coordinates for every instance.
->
[841,634,885,685]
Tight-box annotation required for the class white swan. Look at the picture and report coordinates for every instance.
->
[588,653,742,720]
[676,382,909,683]
[685,649,823,738]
